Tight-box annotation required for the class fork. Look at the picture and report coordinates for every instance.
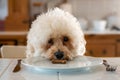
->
[103,60,117,72]
[13,59,21,72]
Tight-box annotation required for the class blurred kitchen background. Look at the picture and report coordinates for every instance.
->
[0,0,120,57]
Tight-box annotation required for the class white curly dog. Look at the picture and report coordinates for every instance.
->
[26,8,86,60]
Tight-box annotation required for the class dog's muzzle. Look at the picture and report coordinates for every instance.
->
[54,50,64,60]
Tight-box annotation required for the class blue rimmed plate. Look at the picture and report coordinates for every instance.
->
[21,56,102,72]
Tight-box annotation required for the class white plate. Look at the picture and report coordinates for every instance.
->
[22,56,102,72]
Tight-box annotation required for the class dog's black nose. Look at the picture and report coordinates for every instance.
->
[54,50,64,60]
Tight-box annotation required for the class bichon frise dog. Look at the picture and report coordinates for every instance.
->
[26,8,86,60]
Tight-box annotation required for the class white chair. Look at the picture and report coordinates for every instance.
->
[1,45,26,58]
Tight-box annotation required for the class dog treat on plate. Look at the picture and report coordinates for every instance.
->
[52,59,67,64]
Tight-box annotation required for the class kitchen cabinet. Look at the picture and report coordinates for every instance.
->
[5,0,30,31]
[86,44,115,57]
[0,32,27,58]
[85,34,120,57]
[0,32,27,46]
[116,43,120,56]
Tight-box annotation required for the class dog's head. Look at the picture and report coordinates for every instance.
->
[27,8,86,60]
[44,30,77,60]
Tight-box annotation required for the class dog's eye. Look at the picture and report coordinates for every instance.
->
[63,36,69,42]
[48,38,54,45]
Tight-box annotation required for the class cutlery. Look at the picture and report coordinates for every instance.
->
[13,59,21,72]
[103,60,117,72]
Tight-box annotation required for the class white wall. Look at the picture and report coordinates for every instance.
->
[1,0,120,22]
[0,0,8,20]
[68,0,120,20]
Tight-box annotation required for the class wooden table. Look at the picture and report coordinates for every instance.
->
[0,58,120,80]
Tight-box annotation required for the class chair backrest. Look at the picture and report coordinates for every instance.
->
[1,45,26,58]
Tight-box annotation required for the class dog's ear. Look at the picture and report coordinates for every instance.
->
[26,43,35,57]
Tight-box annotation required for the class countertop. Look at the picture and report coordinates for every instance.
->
[0,31,120,36]
[84,30,120,35]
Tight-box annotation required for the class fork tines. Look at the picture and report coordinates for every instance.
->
[103,60,117,72]
[106,66,117,71]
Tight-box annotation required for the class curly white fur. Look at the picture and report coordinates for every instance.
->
[26,8,86,59]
